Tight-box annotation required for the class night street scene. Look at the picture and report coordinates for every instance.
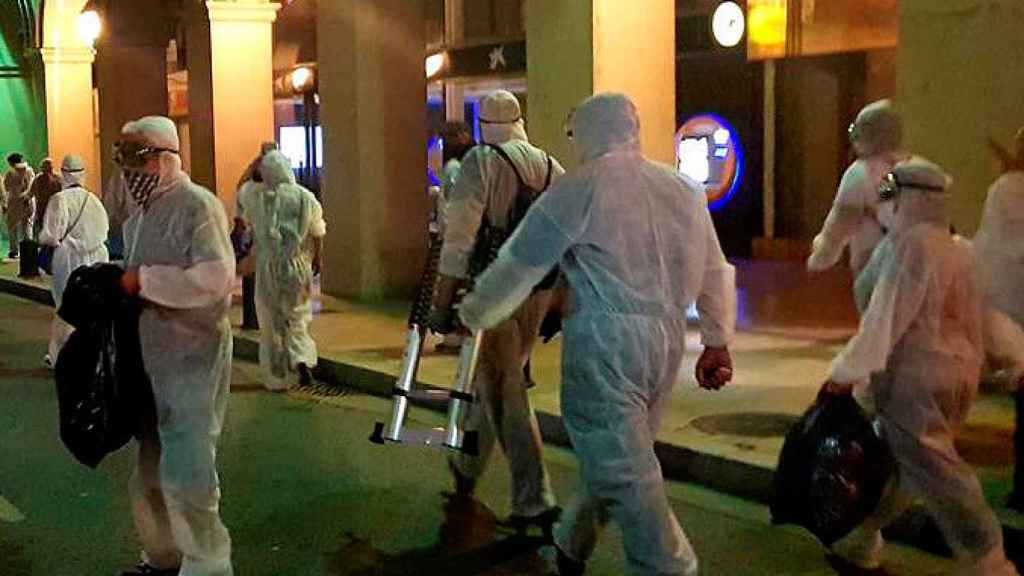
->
[1,1,1022,575]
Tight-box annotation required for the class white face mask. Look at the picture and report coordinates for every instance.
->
[877,201,897,231]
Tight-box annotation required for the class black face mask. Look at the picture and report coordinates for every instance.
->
[123,169,161,206]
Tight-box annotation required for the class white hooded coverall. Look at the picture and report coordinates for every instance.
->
[122,117,236,576]
[459,93,736,576]
[808,100,905,274]
[238,150,326,389]
[829,158,1018,576]
[2,164,35,253]
[440,90,565,519]
[973,170,1024,378]
[39,157,110,362]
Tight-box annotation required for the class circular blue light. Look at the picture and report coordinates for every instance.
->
[676,112,744,212]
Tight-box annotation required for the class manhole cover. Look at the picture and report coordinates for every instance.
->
[689,412,799,438]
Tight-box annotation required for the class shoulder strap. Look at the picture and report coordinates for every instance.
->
[485,143,527,189]
[542,154,553,190]
[62,192,89,243]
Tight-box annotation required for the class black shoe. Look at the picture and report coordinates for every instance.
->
[555,543,585,576]
[8,252,17,259]
[448,460,477,497]
[507,506,562,541]
[120,562,180,576]
[297,363,313,388]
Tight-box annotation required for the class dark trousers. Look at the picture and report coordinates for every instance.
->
[242,274,259,330]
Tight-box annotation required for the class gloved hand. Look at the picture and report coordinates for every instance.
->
[695,346,733,391]
[427,307,459,335]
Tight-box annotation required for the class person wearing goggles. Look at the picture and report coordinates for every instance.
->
[822,157,1018,576]
[808,100,908,276]
[115,116,236,576]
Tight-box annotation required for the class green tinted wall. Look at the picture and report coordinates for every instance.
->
[1,0,47,165]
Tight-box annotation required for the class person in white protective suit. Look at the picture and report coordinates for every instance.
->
[458,93,737,576]
[115,116,236,576]
[434,121,476,354]
[808,100,908,275]
[822,157,1019,576]
[428,90,565,531]
[38,155,109,366]
[237,150,325,390]
[974,126,1024,510]
[2,152,36,258]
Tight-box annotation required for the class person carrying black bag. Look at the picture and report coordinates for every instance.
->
[38,155,110,368]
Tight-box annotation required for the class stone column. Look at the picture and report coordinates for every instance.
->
[318,0,428,300]
[187,0,280,214]
[41,0,99,191]
[897,0,1024,233]
[525,0,676,169]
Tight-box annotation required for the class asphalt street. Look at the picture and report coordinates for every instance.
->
[0,293,954,575]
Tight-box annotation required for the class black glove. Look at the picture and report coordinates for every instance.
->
[427,307,458,335]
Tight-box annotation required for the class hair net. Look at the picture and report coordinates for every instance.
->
[121,115,184,187]
[479,90,528,144]
[571,92,641,163]
[850,100,903,157]
[889,156,952,231]
[259,150,297,190]
[122,116,181,151]
[61,155,87,187]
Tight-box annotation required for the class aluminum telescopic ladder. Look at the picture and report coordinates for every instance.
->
[369,234,480,455]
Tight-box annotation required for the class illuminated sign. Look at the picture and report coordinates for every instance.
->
[676,114,743,211]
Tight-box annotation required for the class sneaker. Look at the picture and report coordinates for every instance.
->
[120,562,180,576]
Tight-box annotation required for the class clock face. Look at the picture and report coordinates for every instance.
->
[712,2,746,48]
[675,114,743,211]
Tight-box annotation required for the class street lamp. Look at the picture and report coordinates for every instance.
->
[78,10,102,46]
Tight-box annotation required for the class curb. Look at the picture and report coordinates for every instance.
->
[3,276,1021,565]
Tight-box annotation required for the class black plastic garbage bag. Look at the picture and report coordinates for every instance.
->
[58,263,127,330]
[771,393,895,546]
[54,322,136,468]
[54,263,151,468]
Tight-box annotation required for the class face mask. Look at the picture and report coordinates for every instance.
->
[123,169,161,206]
[877,201,897,231]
